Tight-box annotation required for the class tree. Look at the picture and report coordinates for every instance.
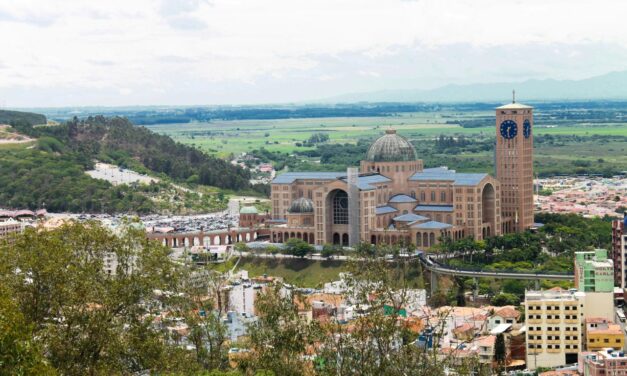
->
[239,285,321,376]
[284,238,313,258]
[321,244,335,259]
[0,221,186,375]
[494,333,506,374]
[491,293,520,307]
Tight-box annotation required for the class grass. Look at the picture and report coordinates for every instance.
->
[232,256,348,288]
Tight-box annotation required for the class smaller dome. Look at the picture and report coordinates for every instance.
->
[288,197,314,213]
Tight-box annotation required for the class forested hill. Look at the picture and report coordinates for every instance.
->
[0,109,46,125]
[16,115,252,191]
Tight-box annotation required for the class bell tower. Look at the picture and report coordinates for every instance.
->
[495,91,534,233]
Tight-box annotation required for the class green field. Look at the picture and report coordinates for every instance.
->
[147,112,627,176]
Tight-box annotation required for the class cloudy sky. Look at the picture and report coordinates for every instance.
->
[2,0,627,107]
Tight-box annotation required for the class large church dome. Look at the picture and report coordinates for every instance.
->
[288,197,314,213]
[365,129,417,162]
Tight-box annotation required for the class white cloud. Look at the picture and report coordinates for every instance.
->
[1,0,627,106]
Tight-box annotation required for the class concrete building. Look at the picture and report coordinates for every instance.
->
[574,249,616,321]
[580,349,627,376]
[612,215,627,289]
[575,249,614,293]
[525,288,585,370]
[0,218,23,238]
[584,317,624,351]
[487,306,521,331]
[268,99,534,247]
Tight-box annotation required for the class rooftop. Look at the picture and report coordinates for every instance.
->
[496,102,533,110]
[411,220,453,230]
[388,194,417,203]
[239,206,258,214]
[365,129,418,162]
[393,213,428,222]
[375,206,398,215]
[409,167,487,186]
[415,204,454,212]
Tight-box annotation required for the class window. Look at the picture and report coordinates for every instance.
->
[332,191,349,225]
[441,192,446,201]
[431,192,436,201]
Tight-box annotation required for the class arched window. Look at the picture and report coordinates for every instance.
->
[332,190,349,224]
[431,192,436,201]
[411,191,416,198]
[441,192,446,202]
[420,192,425,201]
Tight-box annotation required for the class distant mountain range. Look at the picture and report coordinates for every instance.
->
[326,71,627,103]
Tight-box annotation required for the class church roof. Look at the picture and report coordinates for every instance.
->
[414,204,454,212]
[375,206,398,215]
[288,197,314,213]
[240,206,258,214]
[340,174,391,191]
[272,172,344,184]
[409,167,487,186]
[496,102,532,110]
[272,172,390,191]
[393,213,428,222]
[388,194,417,203]
[365,129,417,162]
[411,220,453,230]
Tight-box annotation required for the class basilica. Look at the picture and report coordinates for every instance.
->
[268,100,534,248]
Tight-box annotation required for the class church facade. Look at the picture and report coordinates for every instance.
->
[268,100,534,248]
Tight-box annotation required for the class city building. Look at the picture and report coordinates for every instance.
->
[525,288,585,370]
[574,249,616,321]
[487,306,521,331]
[612,214,627,289]
[580,349,627,376]
[575,249,614,293]
[268,99,534,247]
[584,317,624,351]
[0,218,23,238]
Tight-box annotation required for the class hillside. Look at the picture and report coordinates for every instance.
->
[0,115,259,214]
[0,109,46,126]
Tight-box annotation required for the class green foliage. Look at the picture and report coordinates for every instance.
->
[284,238,314,257]
[239,285,321,376]
[0,109,46,126]
[0,221,190,374]
[0,147,154,213]
[491,293,521,307]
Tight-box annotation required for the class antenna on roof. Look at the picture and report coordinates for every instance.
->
[512,89,516,103]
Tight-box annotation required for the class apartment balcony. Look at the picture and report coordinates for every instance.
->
[527,319,541,324]
[528,339,543,345]
[527,349,543,355]
[528,330,541,335]
[547,348,562,353]
[547,319,561,324]
[546,339,561,345]
[564,319,579,324]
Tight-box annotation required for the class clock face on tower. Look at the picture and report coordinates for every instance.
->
[500,120,518,139]
[523,119,531,138]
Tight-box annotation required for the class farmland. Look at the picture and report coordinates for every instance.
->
[146,110,627,177]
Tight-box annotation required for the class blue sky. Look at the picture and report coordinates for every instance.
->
[1,0,627,107]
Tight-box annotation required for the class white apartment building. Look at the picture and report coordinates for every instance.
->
[525,288,585,370]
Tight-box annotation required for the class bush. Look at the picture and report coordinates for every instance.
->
[491,293,520,307]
